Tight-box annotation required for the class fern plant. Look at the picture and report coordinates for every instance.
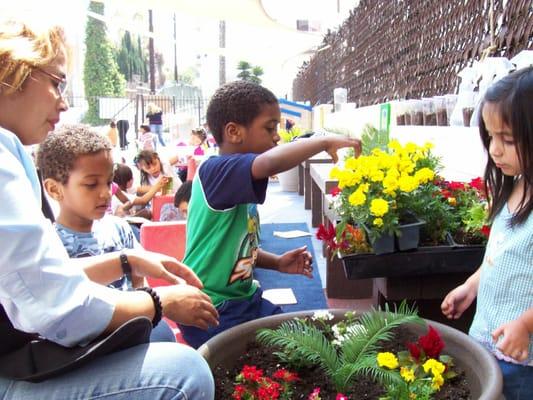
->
[256,302,424,393]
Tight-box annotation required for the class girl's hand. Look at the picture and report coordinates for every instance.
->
[277,246,313,278]
[492,319,530,362]
[155,176,168,190]
[324,136,362,163]
[441,283,476,319]
[156,285,219,330]
[127,249,203,288]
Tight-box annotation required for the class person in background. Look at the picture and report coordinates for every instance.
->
[441,67,533,400]
[0,15,217,398]
[135,149,182,195]
[190,127,209,156]
[179,80,361,348]
[106,120,118,147]
[146,102,165,149]
[138,124,155,151]
[38,124,176,342]
[112,163,166,220]
[116,119,129,150]
[160,181,192,222]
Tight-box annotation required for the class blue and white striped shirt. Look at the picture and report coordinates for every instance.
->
[470,204,533,366]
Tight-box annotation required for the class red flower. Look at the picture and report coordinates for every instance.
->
[418,325,445,359]
[241,364,263,381]
[481,225,491,238]
[336,394,349,400]
[469,177,484,192]
[232,384,246,400]
[330,186,342,196]
[407,341,421,361]
[273,368,299,382]
[316,223,335,241]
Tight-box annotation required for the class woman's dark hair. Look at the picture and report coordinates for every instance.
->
[135,150,162,186]
[113,163,133,191]
[206,80,278,144]
[174,181,192,207]
[479,66,533,226]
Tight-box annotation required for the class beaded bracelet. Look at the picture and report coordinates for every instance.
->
[136,287,162,327]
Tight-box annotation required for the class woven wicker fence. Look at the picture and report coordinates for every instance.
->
[292,0,533,106]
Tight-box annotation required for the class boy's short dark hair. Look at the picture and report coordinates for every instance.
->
[113,163,133,190]
[37,124,112,184]
[140,124,150,132]
[174,180,192,207]
[206,80,278,144]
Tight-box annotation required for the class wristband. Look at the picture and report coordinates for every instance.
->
[119,251,132,277]
[136,287,162,327]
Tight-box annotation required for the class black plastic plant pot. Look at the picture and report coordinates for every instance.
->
[341,242,486,279]
[395,220,426,251]
[363,225,395,255]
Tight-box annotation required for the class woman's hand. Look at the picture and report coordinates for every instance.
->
[156,285,219,330]
[127,249,203,288]
[277,246,313,278]
[154,176,168,191]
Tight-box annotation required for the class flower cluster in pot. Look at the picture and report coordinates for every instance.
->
[329,140,440,247]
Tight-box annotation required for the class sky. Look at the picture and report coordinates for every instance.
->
[1,0,358,98]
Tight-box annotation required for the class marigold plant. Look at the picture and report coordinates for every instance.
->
[329,140,441,244]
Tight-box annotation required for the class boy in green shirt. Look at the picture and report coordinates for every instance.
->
[180,81,361,348]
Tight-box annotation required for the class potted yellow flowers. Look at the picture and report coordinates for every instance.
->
[330,140,439,255]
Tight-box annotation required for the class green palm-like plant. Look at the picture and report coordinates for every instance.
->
[256,302,424,393]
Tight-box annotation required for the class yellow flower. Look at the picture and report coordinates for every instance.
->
[400,367,415,383]
[398,175,419,193]
[373,218,383,227]
[349,190,366,206]
[414,167,435,184]
[448,197,457,206]
[431,372,444,390]
[376,352,399,369]
[423,358,446,376]
[370,198,389,217]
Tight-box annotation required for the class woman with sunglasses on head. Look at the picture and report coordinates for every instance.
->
[0,16,217,399]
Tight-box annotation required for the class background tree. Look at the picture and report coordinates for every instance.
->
[116,31,148,84]
[236,60,263,84]
[83,1,126,124]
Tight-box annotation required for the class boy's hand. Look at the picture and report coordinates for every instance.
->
[156,285,219,330]
[325,136,362,163]
[492,319,530,362]
[441,283,475,319]
[127,249,204,289]
[278,246,313,278]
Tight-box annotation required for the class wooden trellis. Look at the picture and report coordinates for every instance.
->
[293,0,533,106]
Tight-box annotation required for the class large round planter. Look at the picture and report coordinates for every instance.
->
[198,309,503,400]
[277,166,299,192]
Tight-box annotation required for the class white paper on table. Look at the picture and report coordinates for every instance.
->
[262,288,297,305]
[273,230,312,239]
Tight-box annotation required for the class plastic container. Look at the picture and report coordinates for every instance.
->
[394,100,407,125]
[410,99,424,126]
[333,88,347,112]
[433,96,448,126]
[444,94,458,126]
[422,98,436,125]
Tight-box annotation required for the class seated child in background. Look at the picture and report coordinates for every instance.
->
[135,149,182,195]
[111,163,167,219]
[138,124,155,151]
[160,181,192,221]
[37,124,177,342]
[179,80,361,348]
[190,127,209,156]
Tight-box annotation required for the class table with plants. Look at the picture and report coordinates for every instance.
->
[317,132,489,332]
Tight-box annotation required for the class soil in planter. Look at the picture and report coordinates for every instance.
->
[452,229,486,245]
[212,326,471,399]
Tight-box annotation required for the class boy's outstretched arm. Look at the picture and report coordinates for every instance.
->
[256,247,313,278]
[251,135,361,180]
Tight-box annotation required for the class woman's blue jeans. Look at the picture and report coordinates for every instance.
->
[150,124,165,148]
[0,342,214,399]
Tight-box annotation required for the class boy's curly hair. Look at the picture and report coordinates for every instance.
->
[37,124,112,184]
[206,80,278,145]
